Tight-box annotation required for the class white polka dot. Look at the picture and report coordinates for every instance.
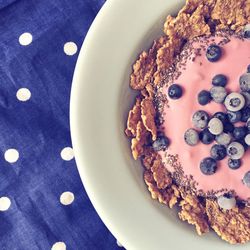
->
[116,240,123,247]
[51,242,66,250]
[4,149,19,163]
[0,197,11,211]
[16,88,31,102]
[19,32,33,46]
[63,42,77,56]
[60,192,74,206]
[60,147,74,161]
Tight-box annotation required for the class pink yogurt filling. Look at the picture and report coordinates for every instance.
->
[160,34,250,200]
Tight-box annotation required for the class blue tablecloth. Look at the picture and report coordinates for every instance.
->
[0,0,122,249]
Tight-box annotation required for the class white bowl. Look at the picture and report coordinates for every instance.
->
[70,0,249,249]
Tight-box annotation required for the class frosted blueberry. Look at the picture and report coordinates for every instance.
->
[199,128,215,145]
[224,92,245,112]
[192,110,209,129]
[216,133,232,146]
[184,128,199,146]
[210,144,227,161]
[208,118,223,135]
[243,24,250,39]
[227,142,245,160]
[210,86,227,103]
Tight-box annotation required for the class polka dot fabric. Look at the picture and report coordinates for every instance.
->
[0,0,123,249]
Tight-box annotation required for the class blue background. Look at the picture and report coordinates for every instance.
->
[0,0,122,249]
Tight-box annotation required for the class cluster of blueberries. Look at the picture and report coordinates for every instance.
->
[152,34,250,187]
[166,65,250,185]
[188,65,250,171]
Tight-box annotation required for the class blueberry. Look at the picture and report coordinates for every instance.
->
[228,159,241,170]
[210,144,227,161]
[246,118,250,131]
[223,122,234,133]
[243,171,250,188]
[241,107,250,122]
[227,142,245,160]
[224,93,245,112]
[221,192,234,199]
[243,24,250,39]
[248,65,250,73]
[210,86,227,103]
[217,195,236,210]
[199,128,215,145]
[184,128,199,146]
[239,73,250,92]
[206,45,222,62]
[152,136,170,151]
[198,90,211,105]
[208,118,223,135]
[244,134,250,146]
[213,112,228,125]
[216,133,232,146]
[192,110,209,129]
[200,157,217,175]
[241,92,250,106]
[212,74,227,87]
[236,200,246,209]
[244,30,250,39]
[236,139,249,151]
[168,84,183,99]
[233,126,247,140]
[227,111,242,123]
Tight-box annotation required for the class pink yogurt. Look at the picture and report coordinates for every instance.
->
[161,34,250,200]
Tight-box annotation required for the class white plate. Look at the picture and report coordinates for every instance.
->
[70,1,249,249]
